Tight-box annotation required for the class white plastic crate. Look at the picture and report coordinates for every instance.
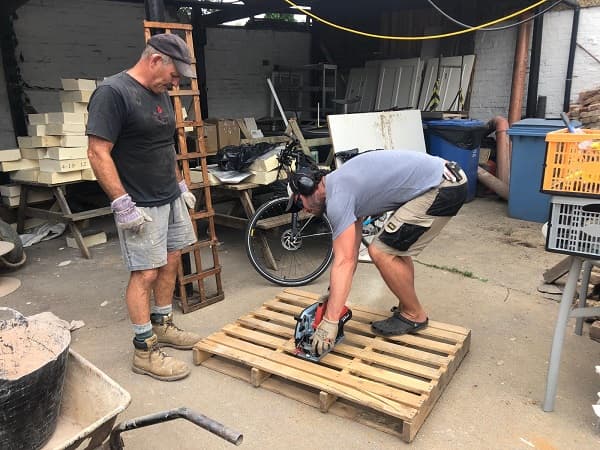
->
[546,196,600,258]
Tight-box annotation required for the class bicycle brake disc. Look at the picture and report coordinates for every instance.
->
[281,229,302,250]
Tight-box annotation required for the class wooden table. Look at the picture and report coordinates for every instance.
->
[16,181,112,259]
[211,182,261,230]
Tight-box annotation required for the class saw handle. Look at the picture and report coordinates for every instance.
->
[313,301,350,330]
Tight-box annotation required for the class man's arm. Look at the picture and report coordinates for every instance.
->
[87,135,126,201]
[324,219,362,321]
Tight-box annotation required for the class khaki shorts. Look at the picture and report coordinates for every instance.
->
[116,195,196,271]
[371,170,467,257]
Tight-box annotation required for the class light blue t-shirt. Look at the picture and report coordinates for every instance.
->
[325,150,445,239]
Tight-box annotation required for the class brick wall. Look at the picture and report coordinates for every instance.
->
[205,28,310,118]
[470,6,600,121]
[0,51,16,148]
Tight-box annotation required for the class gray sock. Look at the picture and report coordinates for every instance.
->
[133,322,153,342]
[151,305,172,315]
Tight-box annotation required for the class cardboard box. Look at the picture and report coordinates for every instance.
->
[39,158,90,173]
[205,119,240,150]
[0,148,22,162]
[202,123,218,155]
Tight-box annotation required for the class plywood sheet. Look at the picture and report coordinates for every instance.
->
[327,110,426,154]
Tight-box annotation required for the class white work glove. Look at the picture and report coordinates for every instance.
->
[179,180,196,210]
[311,318,338,356]
[111,194,152,233]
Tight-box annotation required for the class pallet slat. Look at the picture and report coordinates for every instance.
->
[193,289,470,442]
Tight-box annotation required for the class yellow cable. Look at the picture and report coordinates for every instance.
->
[284,0,549,40]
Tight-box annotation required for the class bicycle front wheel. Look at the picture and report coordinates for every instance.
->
[245,197,333,286]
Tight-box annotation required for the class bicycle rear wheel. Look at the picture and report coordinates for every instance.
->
[245,197,333,286]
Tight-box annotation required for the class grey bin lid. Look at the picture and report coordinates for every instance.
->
[507,118,578,137]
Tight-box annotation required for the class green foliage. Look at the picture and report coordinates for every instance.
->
[265,13,296,22]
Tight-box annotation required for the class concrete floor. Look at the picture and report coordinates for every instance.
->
[4,197,600,449]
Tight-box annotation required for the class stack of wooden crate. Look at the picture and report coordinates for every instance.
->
[5,78,96,185]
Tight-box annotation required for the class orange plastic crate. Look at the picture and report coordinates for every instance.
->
[541,128,600,197]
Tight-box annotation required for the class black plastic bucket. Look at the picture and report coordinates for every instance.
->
[0,308,71,449]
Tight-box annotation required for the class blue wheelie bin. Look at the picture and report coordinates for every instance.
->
[423,119,489,202]
[507,118,565,223]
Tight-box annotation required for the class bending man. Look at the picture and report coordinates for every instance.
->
[286,150,467,356]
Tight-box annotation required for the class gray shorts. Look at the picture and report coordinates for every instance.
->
[371,169,467,257]
[116,195,196,271]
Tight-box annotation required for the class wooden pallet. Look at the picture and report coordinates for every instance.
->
[193,289,470,442]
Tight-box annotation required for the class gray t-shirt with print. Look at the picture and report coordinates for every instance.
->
[325,150,445,239]
[86,71,179,207]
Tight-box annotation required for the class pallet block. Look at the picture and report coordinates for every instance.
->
[193,288,470,442]
[60,135,88,148]
[46,123,86,136]
[0,148,22,162]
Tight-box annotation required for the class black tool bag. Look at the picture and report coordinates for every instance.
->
[216,142,276,171]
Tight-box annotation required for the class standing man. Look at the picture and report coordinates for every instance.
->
[87,33,200,381]
[286,150,467,357]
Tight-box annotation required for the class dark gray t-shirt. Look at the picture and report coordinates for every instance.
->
[325,150,445,239]
[86,71,179,206]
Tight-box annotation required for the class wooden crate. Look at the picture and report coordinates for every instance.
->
[193,289,470,442]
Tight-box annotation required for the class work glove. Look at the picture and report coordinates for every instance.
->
[111,194,152,233]
[179,180,196,210]
[311,317,338,357]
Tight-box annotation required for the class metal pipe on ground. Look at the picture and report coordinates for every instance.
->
[490,116,510,185]
[477,166,509,200]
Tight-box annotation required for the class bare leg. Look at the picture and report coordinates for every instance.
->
[154,250,181,307]
[126,269,159,324]
[368,244,427,322]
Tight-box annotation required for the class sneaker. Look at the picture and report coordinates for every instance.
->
[132,334,190,381]
[152,313,202,350]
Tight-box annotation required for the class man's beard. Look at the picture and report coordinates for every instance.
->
[306,196,325,216]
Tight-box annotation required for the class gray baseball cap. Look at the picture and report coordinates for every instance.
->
[147,33,196,78]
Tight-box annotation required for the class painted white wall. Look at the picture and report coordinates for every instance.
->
[204,28,310,118]
[470,6,600,121]
[11,0,147,115]
[2,0,309,140]
[538,6,600,116]
[469,26,522,122]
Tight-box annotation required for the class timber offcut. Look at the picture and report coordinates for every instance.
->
[193,288,471,442]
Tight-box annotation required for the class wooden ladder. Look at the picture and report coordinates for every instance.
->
[143,20,224,313]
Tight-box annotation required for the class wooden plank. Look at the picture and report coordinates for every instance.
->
[543,256,574,283]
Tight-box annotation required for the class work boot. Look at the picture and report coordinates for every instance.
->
[132,334,190,381]
[151,313,202,350]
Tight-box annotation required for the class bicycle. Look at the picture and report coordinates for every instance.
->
[245,139,334,286]
[245,140,388,286]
